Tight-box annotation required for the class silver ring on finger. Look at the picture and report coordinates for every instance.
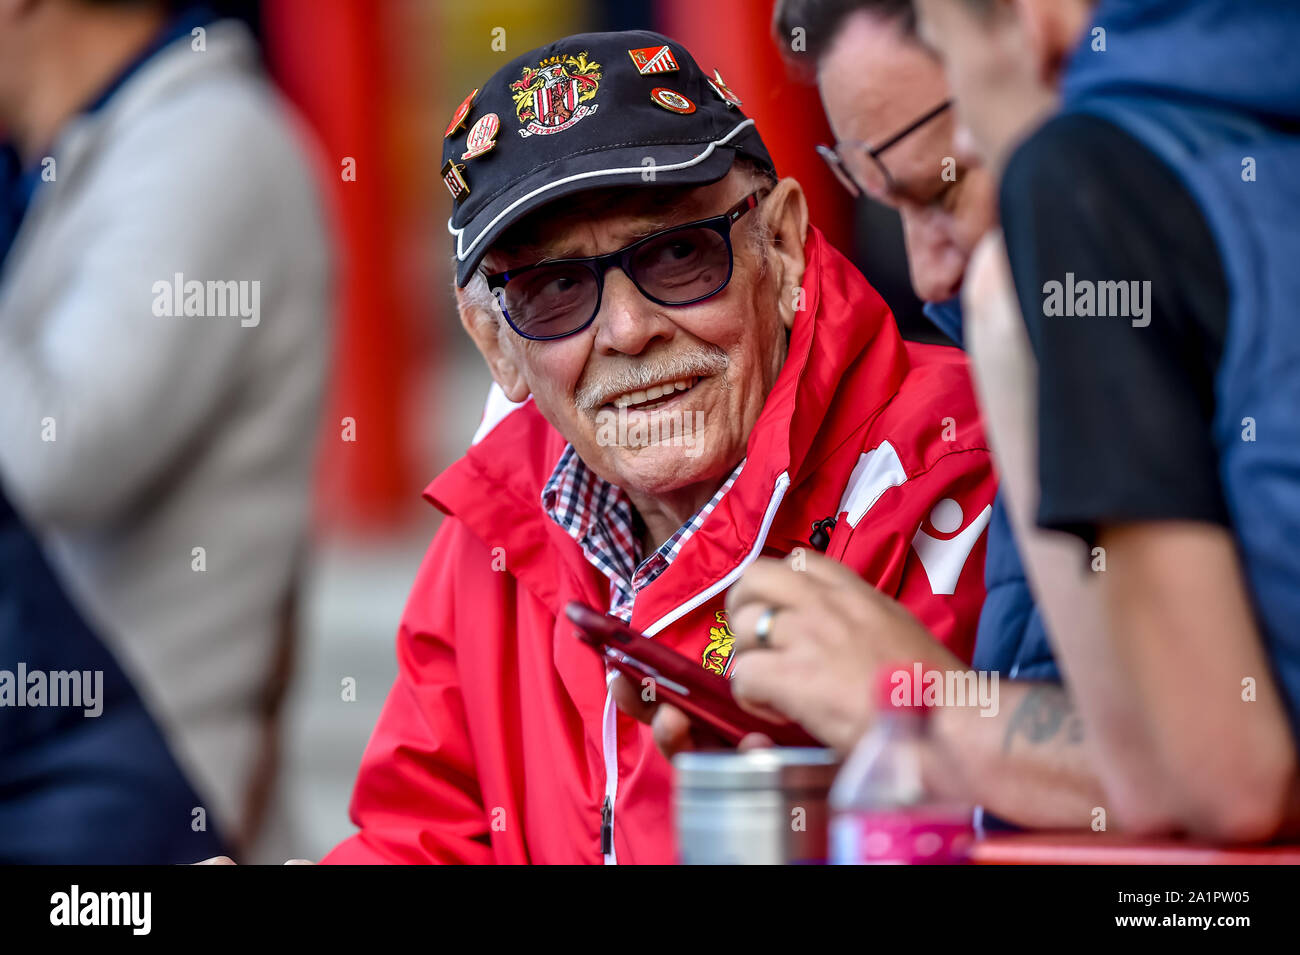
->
[755,605,777,649]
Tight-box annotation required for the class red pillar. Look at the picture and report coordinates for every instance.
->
[262,0,424,531]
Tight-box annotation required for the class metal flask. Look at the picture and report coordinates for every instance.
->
[673,748,841,864]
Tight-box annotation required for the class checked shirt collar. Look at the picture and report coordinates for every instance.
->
[542,445,743,622]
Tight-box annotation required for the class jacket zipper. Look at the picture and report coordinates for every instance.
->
[600,796,614,856]
[598,471,791,864]
[600,669,619,864]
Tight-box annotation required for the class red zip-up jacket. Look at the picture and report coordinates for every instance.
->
[322,229,996,864]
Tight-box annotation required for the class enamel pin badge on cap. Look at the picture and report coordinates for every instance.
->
[708,70,742,108]
[650,87,695,114]
[444,88,478,138]
[461,112,500,160]
[442,159,470,201]
[628,45,679,74]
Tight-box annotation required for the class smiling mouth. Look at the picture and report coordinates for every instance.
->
[605,376,702,413]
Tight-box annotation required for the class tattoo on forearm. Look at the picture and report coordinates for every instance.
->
[1066,710,1085,744]
[1002,686,1085,754]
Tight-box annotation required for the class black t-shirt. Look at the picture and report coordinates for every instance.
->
[999,112,1230,544]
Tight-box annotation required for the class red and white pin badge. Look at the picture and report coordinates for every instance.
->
[628,45,679,75]
[444,88,478,138]
[461,112,500,160]
[650,87,695,114]
[708,70,742,108]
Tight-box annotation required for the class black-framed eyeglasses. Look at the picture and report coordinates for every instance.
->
[816,100,953,201]
[482,189,769,342]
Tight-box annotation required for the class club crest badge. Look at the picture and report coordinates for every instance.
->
[444,88,478,138]
[650,87,695,115]
[707,69,743,108]
[628,45,679,74]
[461,112,500,160]
[510,51,602,138]
[701,610,737,676]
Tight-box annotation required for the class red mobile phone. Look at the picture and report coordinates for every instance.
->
[564,601,821,748]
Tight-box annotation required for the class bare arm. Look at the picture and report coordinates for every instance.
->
[927,681,1104,829]
[1094,522,1300,840]
[722,554,1108,830]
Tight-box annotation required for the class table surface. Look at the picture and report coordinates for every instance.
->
[972,832,1300,865]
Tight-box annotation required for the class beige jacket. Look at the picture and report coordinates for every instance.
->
[0,20,331,847]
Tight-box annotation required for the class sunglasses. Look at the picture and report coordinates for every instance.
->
[482,189,769,342]
[816,100,954,202]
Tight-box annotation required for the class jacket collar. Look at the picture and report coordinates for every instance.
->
[425,227,909,628]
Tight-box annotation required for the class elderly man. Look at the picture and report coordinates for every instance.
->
[321,30,994,864]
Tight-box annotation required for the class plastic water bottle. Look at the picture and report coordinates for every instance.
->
[828,664,973,864]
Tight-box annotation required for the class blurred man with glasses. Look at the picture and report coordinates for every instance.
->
[807,10,993,312]
[317,30,996,864]
[817,99,951,199]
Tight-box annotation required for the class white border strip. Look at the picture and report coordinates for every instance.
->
[642,470,790,637]
[448,118,758,265]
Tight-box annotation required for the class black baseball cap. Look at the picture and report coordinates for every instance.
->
[441,29,777,287]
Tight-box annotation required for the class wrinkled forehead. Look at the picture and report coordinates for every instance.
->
[484,179,728,269]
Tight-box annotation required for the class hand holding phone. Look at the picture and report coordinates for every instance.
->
[564,601,820,748]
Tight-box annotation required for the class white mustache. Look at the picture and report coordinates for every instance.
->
[576,349,729,412]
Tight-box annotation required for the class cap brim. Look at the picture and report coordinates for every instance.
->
[451,119,762,286]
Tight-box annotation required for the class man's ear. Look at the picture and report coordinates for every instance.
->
[456,285,531,403]
[763,177,810,331]
[1014,0,1086,87]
